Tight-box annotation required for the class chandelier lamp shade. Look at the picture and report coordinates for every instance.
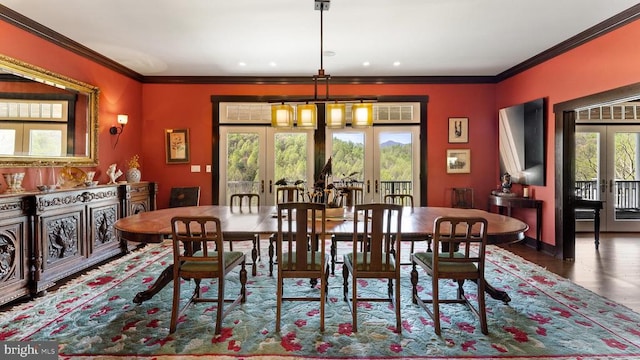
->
[325,103,346,128]
[297,103,318,129]
[270,0,375,129]
[351,103,374,128]
[271,103,294,128]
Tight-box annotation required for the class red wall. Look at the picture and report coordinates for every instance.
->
[0,21,143,187]
[496,19,640,246]
[2,17,640,249]
[141,83,497,208]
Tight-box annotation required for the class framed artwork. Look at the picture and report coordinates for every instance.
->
[446,149,471,173]
[165,128,190,164]
[448,117,469,143]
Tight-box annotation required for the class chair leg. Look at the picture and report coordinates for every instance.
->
[330,237,337,275]
[351,271,358,332]
[324,264,330,298]
[320,269,326,332]
[432,276,441,335]
[193,279,202,298]
[276,271,283,332]
[240,262,247,302]
[269,235,275,277]
[457,280,466,299]
[478,279,488,335]
[251,235,259,277]
[342,264,349,301]
[214,275,225,335]
[410,262,419,305]
[169,276,181,333]
[394,275,401,333]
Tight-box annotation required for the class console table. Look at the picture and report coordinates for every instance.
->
[488,194,543,250]
[575,199,603,249]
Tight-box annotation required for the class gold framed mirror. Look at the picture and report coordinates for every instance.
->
[0,53,99,167]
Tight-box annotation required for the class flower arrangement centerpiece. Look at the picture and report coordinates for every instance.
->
[128,154,140,169]
[314,157,347,217]
[125,154,141,183]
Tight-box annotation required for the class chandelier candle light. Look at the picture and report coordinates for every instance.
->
[270,0,375,129]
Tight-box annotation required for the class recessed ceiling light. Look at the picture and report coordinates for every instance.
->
[393,61,401,67]
[238,62,246,67]
[363,61,370,67]
[269,61,277,67]
[323,50,336,57]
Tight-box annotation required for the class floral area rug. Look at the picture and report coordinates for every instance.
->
[1,240,639,360]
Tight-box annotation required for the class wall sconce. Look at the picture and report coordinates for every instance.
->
[110,114,128,148]
[110,114,128,135]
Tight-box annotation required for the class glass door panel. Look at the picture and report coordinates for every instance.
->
[375,127,420,202]
[220,126,314,206]
[576,125,640,231]
[608,127,640,231]
[220,127,265,205]
[575,125,605,231]
[326,126,420,204]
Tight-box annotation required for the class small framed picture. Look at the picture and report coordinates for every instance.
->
[448,117,469,143]
[446,149,471,174]
[165,128,190,164]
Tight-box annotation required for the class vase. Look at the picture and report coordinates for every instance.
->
[2,172,25,193]
[126,168,141,183]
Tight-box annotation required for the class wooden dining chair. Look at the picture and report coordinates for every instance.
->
[384,193,432,257]
[169,216,247,335]
[275,202,330,332]
[343,202,403,333]
[451,187,474,209]
[228,193,261,276]
[229,193,260,213]
[410,216,488,335]
[276,186,303,203]
[342,186,364,207]
[169,186,200,208]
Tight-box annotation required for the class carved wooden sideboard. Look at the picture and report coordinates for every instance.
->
[0,193,31,306]
[0,181,156,306]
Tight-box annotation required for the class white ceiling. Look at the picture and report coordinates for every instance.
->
[1,0,638,77]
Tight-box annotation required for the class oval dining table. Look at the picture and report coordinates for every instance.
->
[114,205,528,304]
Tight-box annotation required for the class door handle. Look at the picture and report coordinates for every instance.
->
[261,180,265,194]
[609,179,613,193]
[269,180,273,194]
[375,180,379,193]
[600,179,605,193]
[366,180,370,193]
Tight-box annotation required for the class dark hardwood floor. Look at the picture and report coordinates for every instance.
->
[499,232,640,313]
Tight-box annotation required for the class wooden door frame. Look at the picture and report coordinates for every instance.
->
[211,95,429,206]
[554,82,640,260]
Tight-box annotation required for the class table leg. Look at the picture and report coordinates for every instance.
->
[133,263,174,304]
[251,236,258,276]
[484,280,511,303]
[594,208,601,250]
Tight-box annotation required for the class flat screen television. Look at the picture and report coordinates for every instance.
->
[498,98,546,186]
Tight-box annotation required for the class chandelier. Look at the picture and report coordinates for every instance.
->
[271,0,374,129]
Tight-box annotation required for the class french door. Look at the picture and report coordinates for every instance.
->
[325,126,421,204]
[575,124,640,231]
[219,126,315,206]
